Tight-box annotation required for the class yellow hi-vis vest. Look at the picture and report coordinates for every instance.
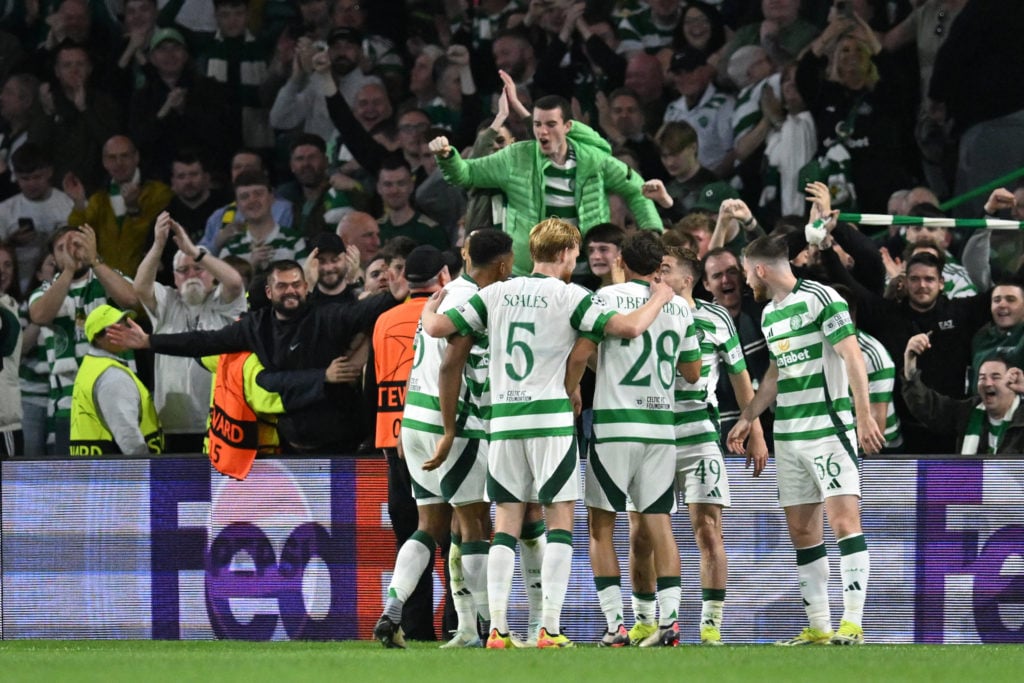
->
[70,354,164,456]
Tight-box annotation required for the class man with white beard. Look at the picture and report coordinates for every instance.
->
[134,211,246,452]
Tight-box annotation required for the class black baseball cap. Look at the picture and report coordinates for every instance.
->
[670,49,706,73]
[404,245,458,284]
[327,28,363,46]
[312,233,345,255]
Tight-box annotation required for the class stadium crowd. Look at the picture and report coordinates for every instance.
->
[1,0,1024,648]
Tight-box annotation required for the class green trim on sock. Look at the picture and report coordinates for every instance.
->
[656,576,680,591]
[594,576,621,591]
[633,592,656,601]
[461,540,490,555]
[547,528,573,546]
[838,534,868,555]
[796,543,827,565]
[450,532,462,547]
[520,518,546,540]
[492,531,518,550]
[702,588,726,601]
[410,529,437,554]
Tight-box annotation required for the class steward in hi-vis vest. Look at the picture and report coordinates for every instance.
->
[70,305,163,455]
[203,351,279,480]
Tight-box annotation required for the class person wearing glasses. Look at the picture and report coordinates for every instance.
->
[133,211,246,453]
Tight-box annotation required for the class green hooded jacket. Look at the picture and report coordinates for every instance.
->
[438,120,663,275]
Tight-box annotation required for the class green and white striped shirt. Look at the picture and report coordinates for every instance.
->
[447,274,612,440]
[733,74,780,141]
[18,301,49,405]
[404,275,489,440]
[28,272,135,423]
[616,7,677,54]
[675,300,746,447]
[591,281,700,445]
[542,146,578,224]
[218,224,307,264]
[857,329,902,449]
[943,260,976,299]
[762,279,856,443]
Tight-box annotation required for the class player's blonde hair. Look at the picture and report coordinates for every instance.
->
[529,218,581,263]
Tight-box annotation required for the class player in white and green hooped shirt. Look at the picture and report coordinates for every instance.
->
[565,231,701,648]
[374,231,516,650]
[629,246,769,646]
[420,218,675,649]
[857,329,902,448]
[425,230,549,648]
[832,285,903,452]
[727,235,884,647]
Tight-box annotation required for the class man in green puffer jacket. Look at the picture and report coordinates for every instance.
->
[430,94,665,276]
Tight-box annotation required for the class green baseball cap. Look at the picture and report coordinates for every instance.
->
[692,181,740,214]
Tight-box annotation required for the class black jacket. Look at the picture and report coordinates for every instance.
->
[150,293,400,451]
[854,287,990,454]
[902,369,1024,455]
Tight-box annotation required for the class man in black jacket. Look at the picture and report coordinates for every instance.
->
[846,252,991,454]
[108,258,409,454]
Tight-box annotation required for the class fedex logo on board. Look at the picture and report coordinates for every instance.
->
[149,458,389,640]
[915,461,1024,643]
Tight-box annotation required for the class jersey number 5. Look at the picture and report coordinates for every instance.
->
[505,322,535,380]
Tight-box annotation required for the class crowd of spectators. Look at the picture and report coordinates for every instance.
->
[1,0,1024,459]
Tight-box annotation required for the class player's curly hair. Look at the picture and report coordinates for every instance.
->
[621,230,665,276]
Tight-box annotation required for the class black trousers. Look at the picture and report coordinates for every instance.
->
[385,449,456,640]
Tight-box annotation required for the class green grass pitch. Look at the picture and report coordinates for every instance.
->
[3,641,1024,683]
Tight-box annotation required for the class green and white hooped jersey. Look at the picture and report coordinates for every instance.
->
[218,224,308,263]
[403,275,488,439]
[29,271,135,420]
[542,146,578,225]
[762,279,856,443]
[857,329,902,449]
[592,281,700,446]
[675,300,746,446]
[733,74,781,140]
[447,274,613,441]
[616,7,676,54]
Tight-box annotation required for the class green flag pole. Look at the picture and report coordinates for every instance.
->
[937,166,1024,212]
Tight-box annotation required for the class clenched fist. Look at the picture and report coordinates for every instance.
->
[428,136,451,158]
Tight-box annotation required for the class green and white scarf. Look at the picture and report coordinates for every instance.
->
[962,395,1020,454]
